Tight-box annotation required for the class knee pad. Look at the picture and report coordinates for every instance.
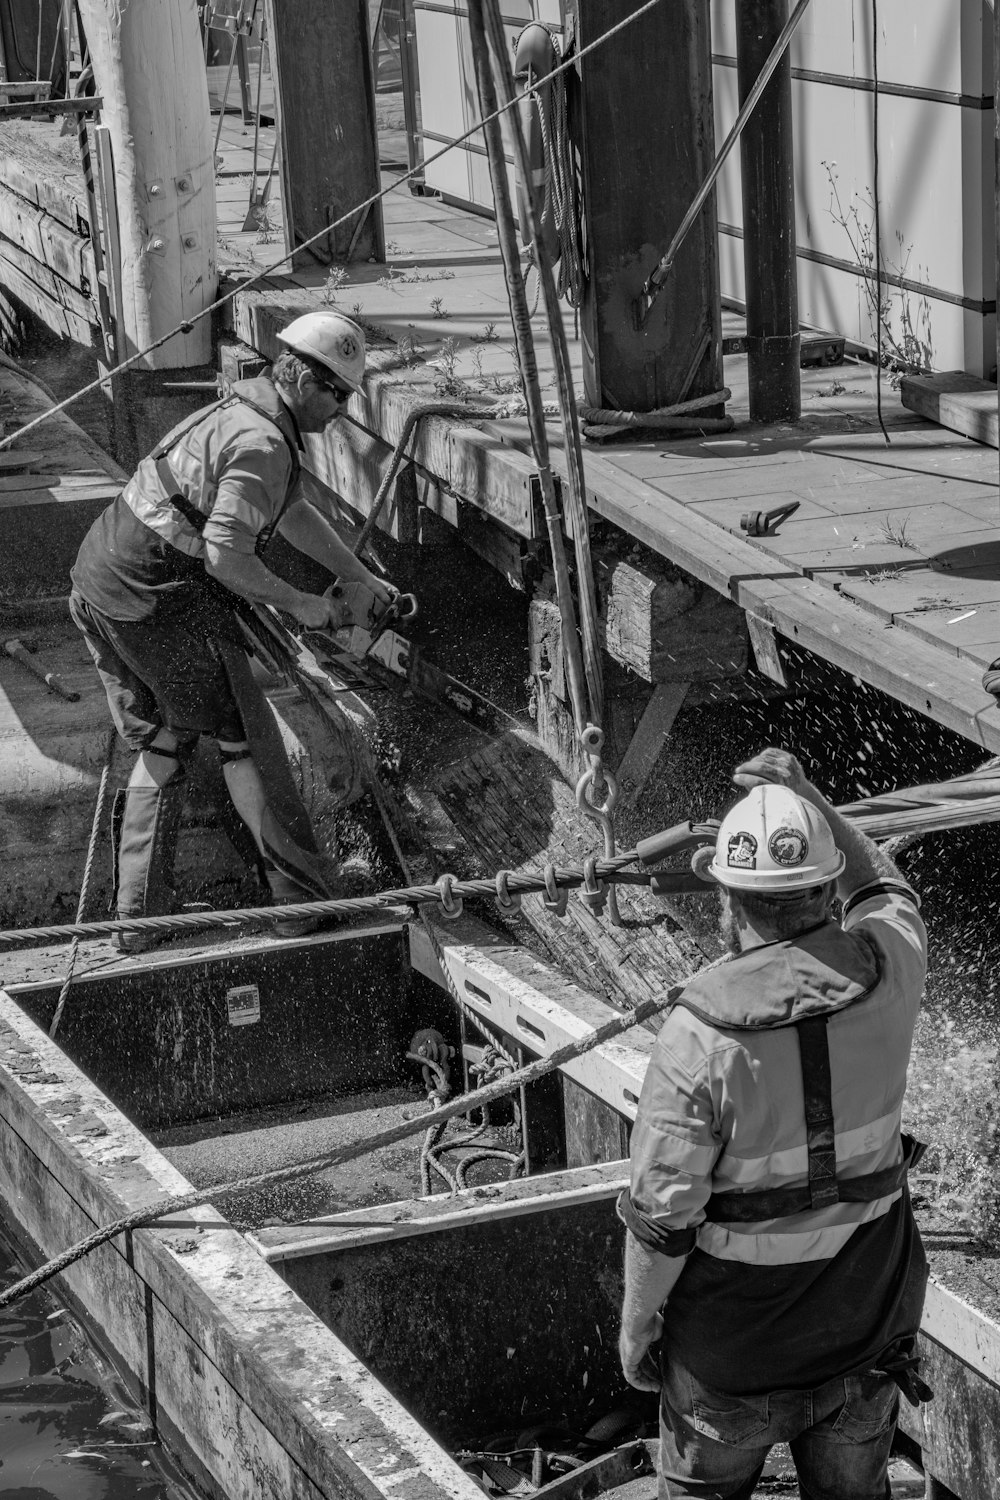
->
[218,741,253,766]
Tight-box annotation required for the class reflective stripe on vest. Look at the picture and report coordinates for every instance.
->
[150,393,301,554]
[704,1012,926,1224]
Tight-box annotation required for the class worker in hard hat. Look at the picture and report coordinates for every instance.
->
[69,311,396,950]
[619,746,929,1500]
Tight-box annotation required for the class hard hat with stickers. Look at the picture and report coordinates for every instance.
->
[710,784,845,891]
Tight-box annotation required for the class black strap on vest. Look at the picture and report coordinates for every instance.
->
[705,1013,926,1224]
[798,1016,839,1210]
[150,393,301,554]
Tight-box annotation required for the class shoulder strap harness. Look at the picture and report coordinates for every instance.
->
[150,392,301,553]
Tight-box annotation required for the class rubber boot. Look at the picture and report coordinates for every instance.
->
[111,779,186,954]
[259,806,331,938]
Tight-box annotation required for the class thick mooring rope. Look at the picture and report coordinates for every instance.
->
[0,993,666,1310]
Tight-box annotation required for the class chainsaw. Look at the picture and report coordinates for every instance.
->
[303,579,515,733]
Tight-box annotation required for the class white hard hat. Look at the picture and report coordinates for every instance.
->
[709,784,845,891]
[276,311,367,391]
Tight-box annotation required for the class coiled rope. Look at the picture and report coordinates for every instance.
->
[0,992,667,1311]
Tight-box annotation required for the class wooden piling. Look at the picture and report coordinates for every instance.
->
[562,0,723,412]
[262,0,383,267]
[736,0,801,422]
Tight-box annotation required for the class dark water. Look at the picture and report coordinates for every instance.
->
[0,1231,189,1500]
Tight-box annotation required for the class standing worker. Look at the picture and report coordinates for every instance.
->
[70,311,396,950]
[619,747,930,1500]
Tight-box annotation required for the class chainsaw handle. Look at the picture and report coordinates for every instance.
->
[392,592,419,623]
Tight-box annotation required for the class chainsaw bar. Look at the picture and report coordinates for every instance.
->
[309,623,512,733]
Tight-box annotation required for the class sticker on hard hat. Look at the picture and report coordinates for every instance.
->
[727,832,757,869]
[339,336,359,360]
[768,827,809,866]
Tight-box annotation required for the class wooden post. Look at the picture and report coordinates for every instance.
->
[262,0,384,267]
[736,0,800,422]
[563,0,722,412]
[995,0,1000,490]
[75,0,216,370]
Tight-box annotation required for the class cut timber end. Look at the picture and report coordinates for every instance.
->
[595,551,748,683]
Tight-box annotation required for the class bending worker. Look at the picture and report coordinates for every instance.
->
[70,311,395,950]
[619,747,929,1500]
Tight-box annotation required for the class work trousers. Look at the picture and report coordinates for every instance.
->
[659,1355,898,1500]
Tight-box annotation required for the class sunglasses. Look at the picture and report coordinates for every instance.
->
[312,370,353,403]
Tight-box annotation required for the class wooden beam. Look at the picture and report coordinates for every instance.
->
[0,181,95,290]
[596,549,748,683]
[563,0,722,410]
[0,238,97,343]
[900,370,998,448]
[251,1158,630,1263]
[262,0,383,266]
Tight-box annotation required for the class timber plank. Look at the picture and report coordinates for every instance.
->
[574,451,1000,752]
[253,1159,631,1262]
[0,246,96,344]
[0,181,94,289]
[892,603,1000,666]
[0,119,88,232]
[900,370,999,448]
[648,455,884,503]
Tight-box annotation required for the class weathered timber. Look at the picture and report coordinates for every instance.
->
[76,0,216,366]
[303,415,419,545]
[563,0,722,410]
[576,451,1000,756]
[900,370,999,448]
[253,1159,630,1262]
[262,0,383,265]
[457,506,531,590]
[0,124,87,237]
[0,237,97,344]
[0,181,95,289]
[595,548,748,683]
[435,735,705,1013]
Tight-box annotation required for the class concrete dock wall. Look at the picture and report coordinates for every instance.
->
[0,991,484,1500]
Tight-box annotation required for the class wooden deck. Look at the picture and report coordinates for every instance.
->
[213,144,1000,759]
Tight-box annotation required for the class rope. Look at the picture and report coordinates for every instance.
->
[0,0,669,457]
[466,0,592,754]
[0,992,667,1310]
[479,0,620,923]
[48,727,117,1040]
[530,44,585,309]
[0,852,646,952]
[871,0,889,446]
